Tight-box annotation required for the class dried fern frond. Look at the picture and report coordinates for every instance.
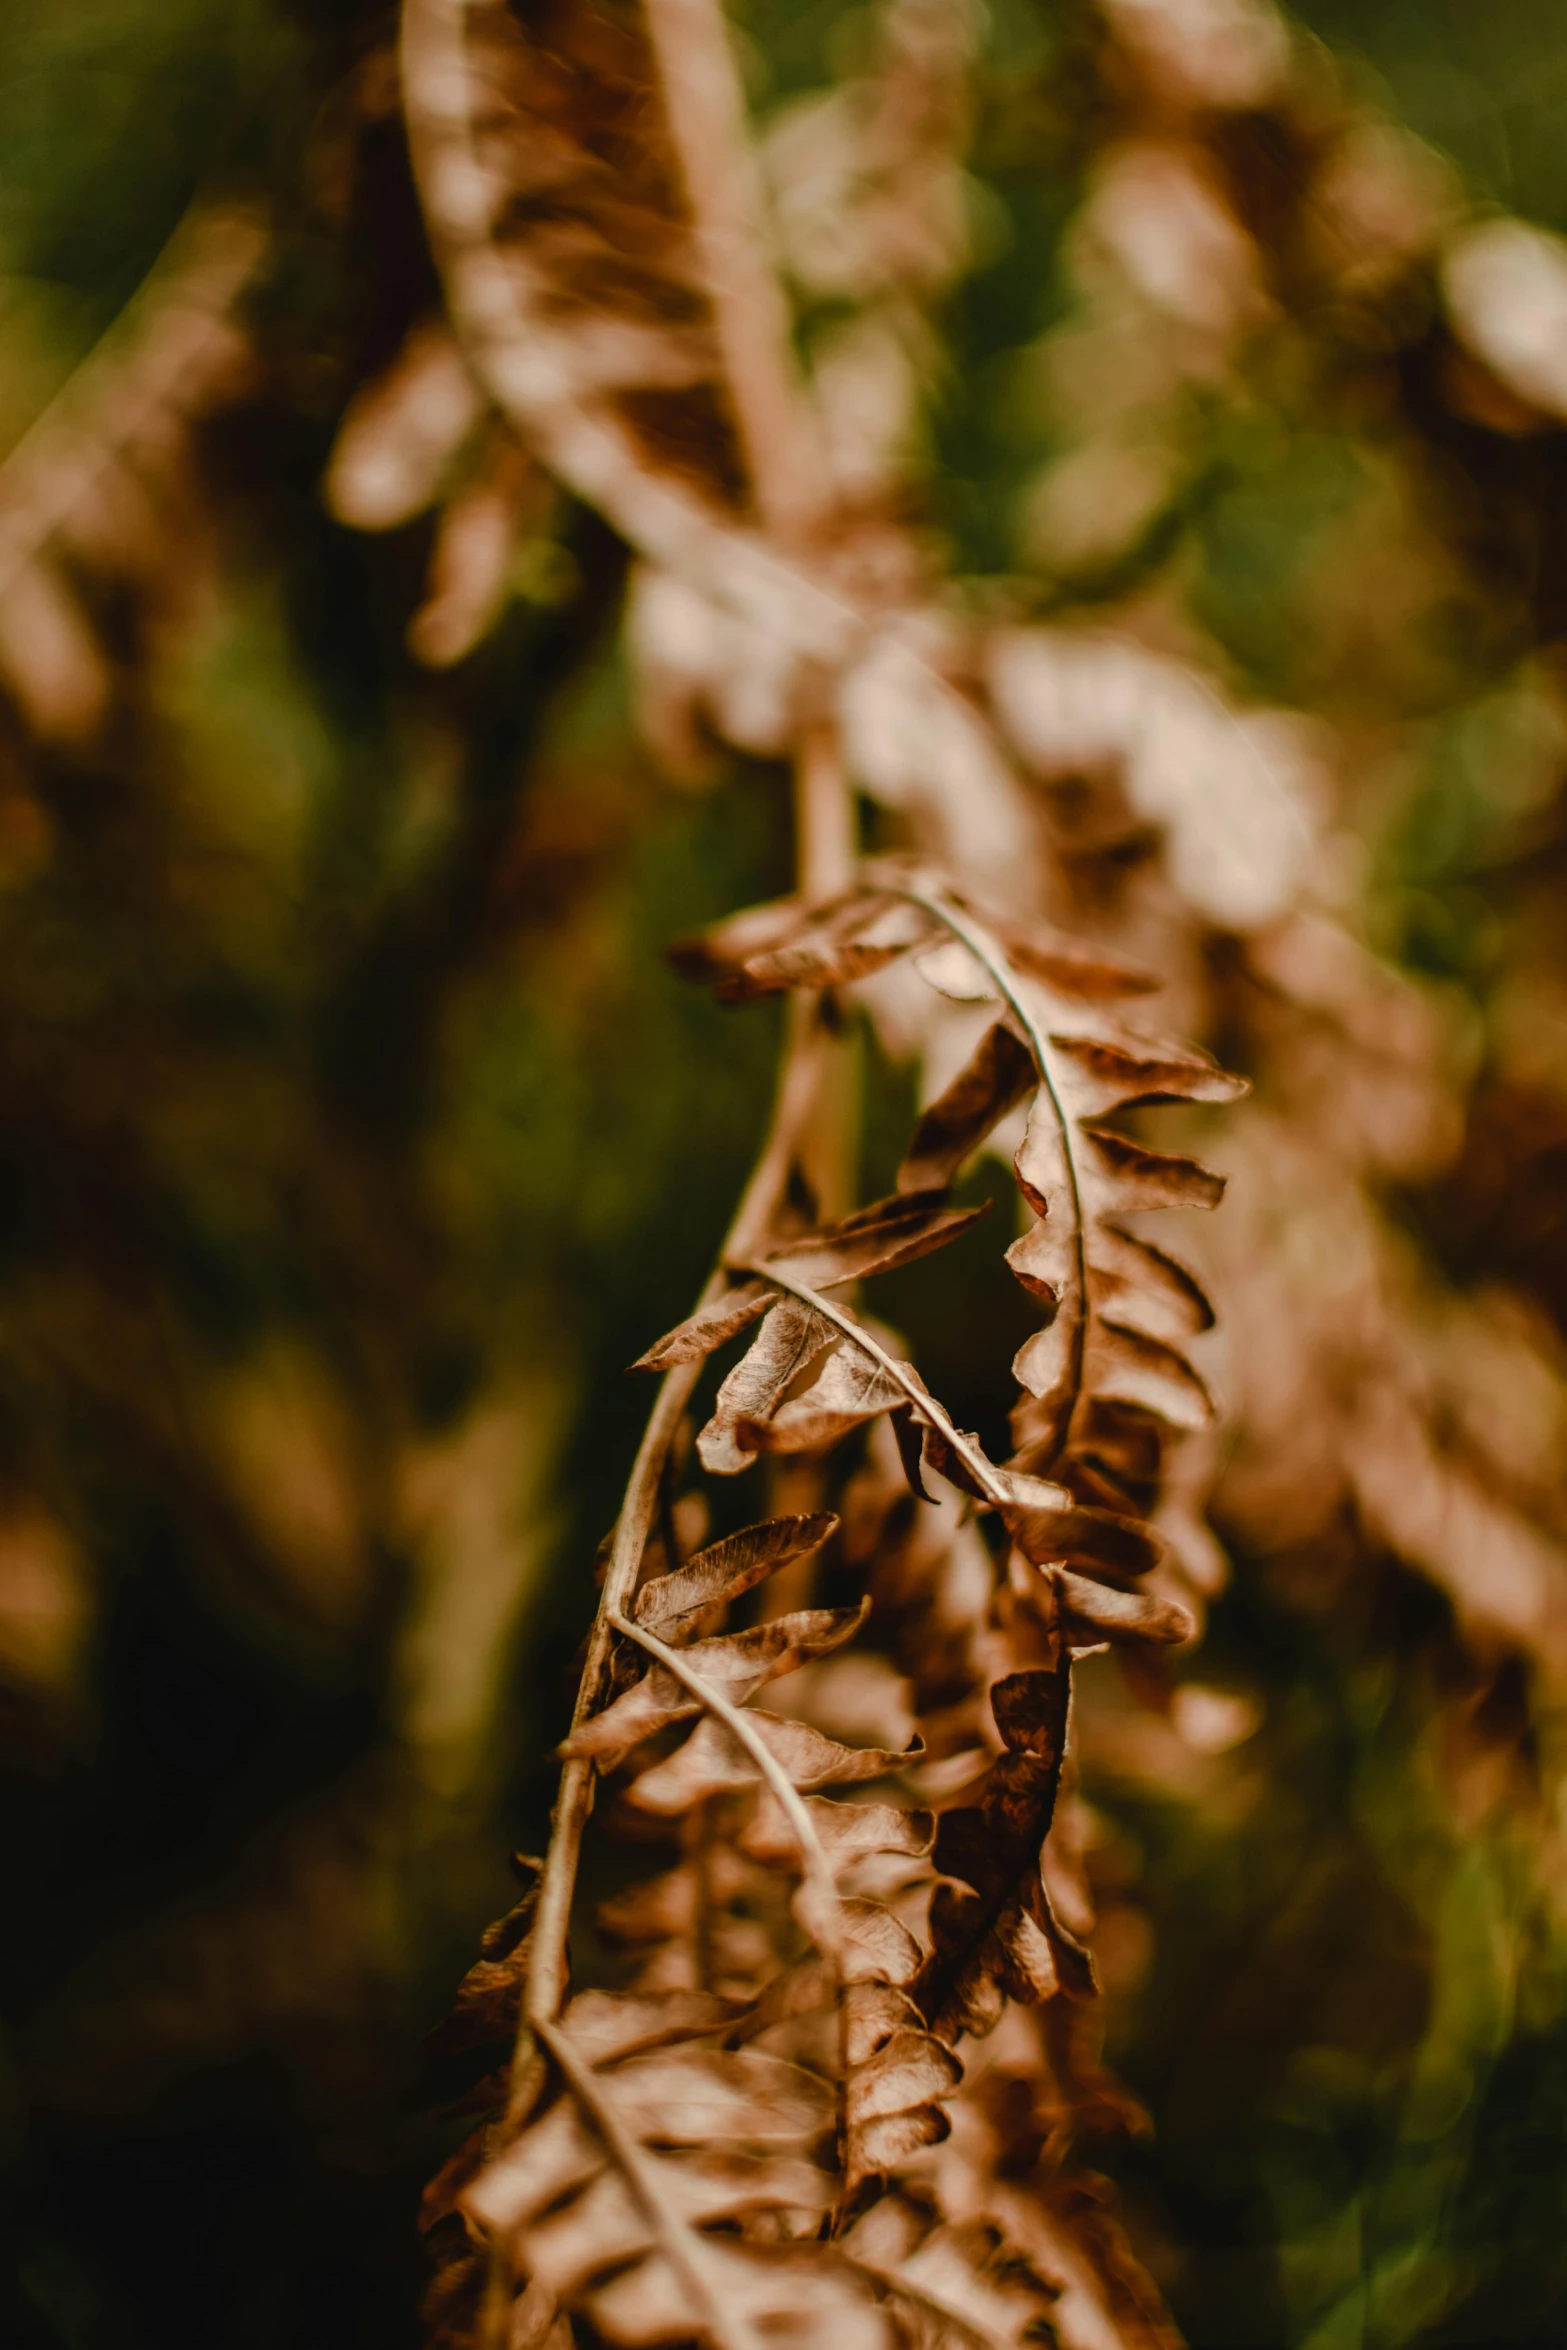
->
[0,204,263,741]
[400,0,850,642]
[450,1991,1059,2345]
[324,316,550,667]
[672,864,1242,1529]
[412,836,1242,2342]
[394,0,1251,2340]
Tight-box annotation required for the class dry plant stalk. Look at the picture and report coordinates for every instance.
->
[397,4,1246,2343]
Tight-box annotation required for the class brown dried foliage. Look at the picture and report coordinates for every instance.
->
[380,0,1259,2343]
[416,847,1236,2348]
[3,0,1563,2338]
[364,0,1567,2343]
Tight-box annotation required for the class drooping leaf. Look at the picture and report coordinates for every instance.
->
[403,0,746,529]
[632,1278,773,1372]
[581,2041,836,2145]
[0,206,262,743]
[843,2194,1061,2348]
[1084,1321,1214,1431]
[324,317,483,531]
[989,920,1161,1003]
[667,872,1233,1500]
[747,1193,991,1288]
[723,895,943,1001]
[750,1899,927,2025]
[635,1513,839,1642]
[701,1234,977,1475]
[588,2240,896,2349]
[740,1793,935,1867]
[667,894,833,985]
[626,1711,925,1816]
[642,1195,985,1393]
[999,1009,1227,1463]
[897,1022,1037,1194]
[697,1298,838,1473]
[1047,1032,1249,1118]
[461,2002,897,2348]
[1051,1571,1193,1649]
[917,1664,1095,2044]
[1082,1129,1226,1214]
[671,888,943,1001]
[560,1988,743,2065]
[424,1862,542,2054]
[844,2029,963,2192]
[1086,1225,1215,1340]
[597,1850,777,1992]
[735,1336,912,1456]
[564,1603,869,1768]
[1000,1501,1166,1583]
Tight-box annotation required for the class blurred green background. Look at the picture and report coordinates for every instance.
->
[1,2,1566,2346]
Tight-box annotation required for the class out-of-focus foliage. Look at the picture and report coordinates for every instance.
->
[1,0,1566,2346]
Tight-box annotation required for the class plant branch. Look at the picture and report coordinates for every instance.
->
[522,1364,699,2030]
[791,724,859,1222]
[795,718,857,908]
[518,714,854,2073]
[512,733,858,2264]
[521,1016,835,2039]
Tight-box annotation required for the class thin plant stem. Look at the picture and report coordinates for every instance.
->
[520,1015,834,2039]
[894,878,1090,1462]
[486,933,833,2350]
[518,701,853,2030]
[791,725,859,1224]
[522,1361,701,2032]
[796,719,857,907]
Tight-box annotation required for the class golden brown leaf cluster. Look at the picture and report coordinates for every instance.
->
[6,0,1567,2344]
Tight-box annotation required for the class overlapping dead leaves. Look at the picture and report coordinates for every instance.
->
[422,870,1228,2347]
